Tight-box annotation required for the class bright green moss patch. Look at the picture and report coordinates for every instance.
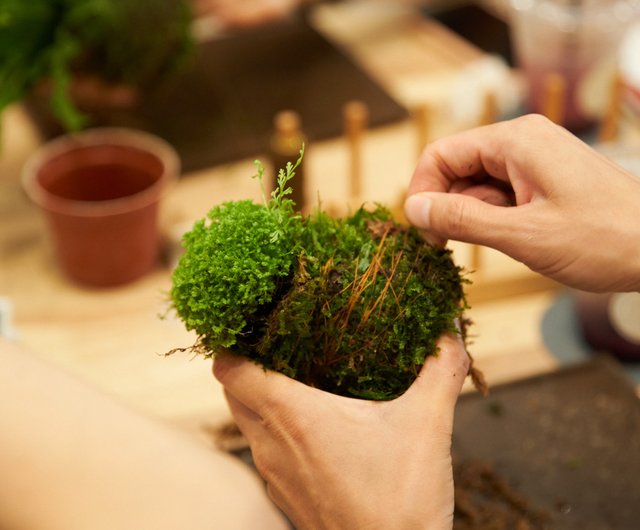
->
[170,152,468,400]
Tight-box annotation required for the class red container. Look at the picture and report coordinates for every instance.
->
[22,128,179,286]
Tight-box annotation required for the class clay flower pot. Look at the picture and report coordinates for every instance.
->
[22,128,179,287]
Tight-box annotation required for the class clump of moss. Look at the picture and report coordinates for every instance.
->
[170,151,468,400]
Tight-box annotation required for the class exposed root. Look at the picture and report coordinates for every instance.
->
[469,359,490,397]
[164,339,212,358]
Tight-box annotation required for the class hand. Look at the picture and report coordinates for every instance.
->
[194,0,302,27]
[213,333,470,530]
[404,114,640,293]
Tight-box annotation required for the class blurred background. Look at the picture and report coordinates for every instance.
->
[1,1,640,526]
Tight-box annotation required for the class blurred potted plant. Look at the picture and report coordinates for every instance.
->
[0,0,194,132]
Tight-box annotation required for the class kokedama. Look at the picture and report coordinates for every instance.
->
[170,151,469,400]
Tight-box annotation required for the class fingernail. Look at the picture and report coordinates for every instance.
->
[404,193,432,228]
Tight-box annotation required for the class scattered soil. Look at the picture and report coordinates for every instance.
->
[453,458,552,530]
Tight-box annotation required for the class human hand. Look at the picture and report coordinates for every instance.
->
[193,0,302,27]
[213,333,470,530]
[404,114,640,293]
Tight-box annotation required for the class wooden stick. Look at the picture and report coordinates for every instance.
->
[466,91,499,274]
[541,72,566,125]
[343,100,369,200]
[413,103,431,158]
[467,274,561,305]
[479,91,497,126]
[599,71,623,143]
[470,244,483,274]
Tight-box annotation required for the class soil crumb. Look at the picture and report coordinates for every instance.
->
[453,458,552,530]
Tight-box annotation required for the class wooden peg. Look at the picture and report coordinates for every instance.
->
[541,72,566,125]
[413,103,431,157]
[269,110,307,211]
[470,244,483,273]
[343,100,369,200]
[470,92,498,273]
[599,71,623,143]
[479,91,497,126]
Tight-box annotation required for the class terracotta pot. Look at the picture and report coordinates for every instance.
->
[22,128,179,287]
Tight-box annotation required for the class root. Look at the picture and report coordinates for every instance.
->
[469,360,489,397]
[164,339,212,358]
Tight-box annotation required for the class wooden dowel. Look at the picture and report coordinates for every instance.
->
[599,71,623,143]
[541,72,567,125]
[469,92,499,273]
[479,91,497,126]
[413,103,431,157]
[343,100,369,200]
[470,244,483,273]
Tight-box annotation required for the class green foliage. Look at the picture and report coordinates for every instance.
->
[252,208,466,399]
[0,0,193,130]
[171,152,304,350]
[171,151,467,400]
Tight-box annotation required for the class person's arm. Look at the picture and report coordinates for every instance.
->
[0,338,288,530]
[214,332,469,530]
[404,114,640,293]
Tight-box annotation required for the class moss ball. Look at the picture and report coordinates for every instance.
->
[171,204,466,400]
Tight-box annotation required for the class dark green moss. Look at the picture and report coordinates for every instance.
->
[170,157,467,400]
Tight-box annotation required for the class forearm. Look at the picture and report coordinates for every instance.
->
[0,339,287,530]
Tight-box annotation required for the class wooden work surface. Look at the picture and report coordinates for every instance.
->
[0,4,563,436]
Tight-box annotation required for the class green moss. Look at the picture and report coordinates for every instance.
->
[170,152,467,400]
[170,200,301,349]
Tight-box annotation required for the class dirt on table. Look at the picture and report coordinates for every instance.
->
[453,356,640,530]
[453,458,552,530]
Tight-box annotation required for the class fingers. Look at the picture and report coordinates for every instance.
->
[418,332,470,402]
[215,335,470,440]
[408,122,512,197]
[404,191,520,248]
[398,332,470,424]
[223,389,263,441]
[404,117,545,248]
[449,180,515,207]
[213,354,311,418]
[213,354,272,414]
[408,114,562,198]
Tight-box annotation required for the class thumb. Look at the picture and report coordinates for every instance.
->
[404,191,515,248]
[396,332,470,426]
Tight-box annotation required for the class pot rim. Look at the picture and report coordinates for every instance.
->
[22,127,180,217]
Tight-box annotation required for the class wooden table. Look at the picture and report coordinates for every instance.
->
[0,3,562,438]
